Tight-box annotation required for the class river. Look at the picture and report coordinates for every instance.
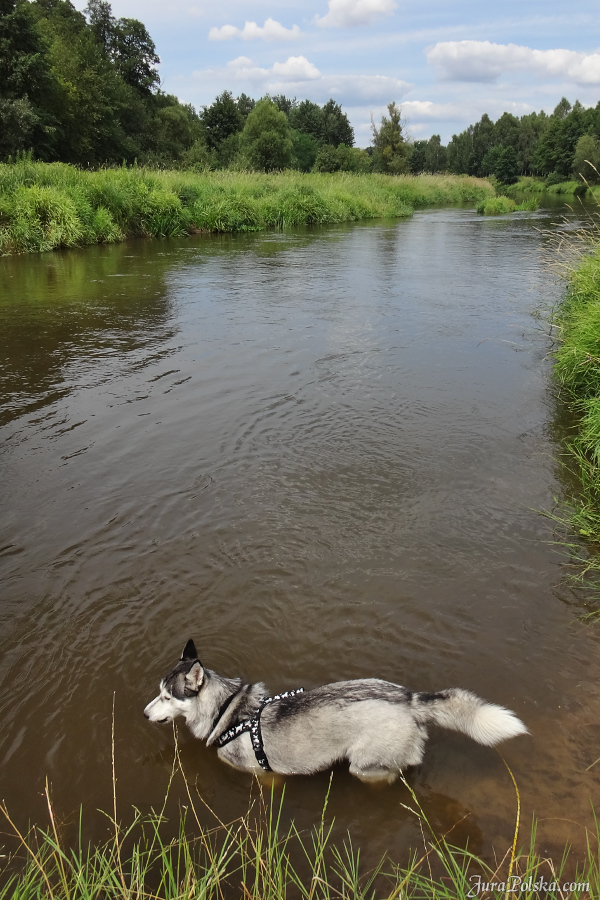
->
[1,202,600,866]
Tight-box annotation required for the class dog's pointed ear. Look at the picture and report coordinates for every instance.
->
[185,661,204,693]
[182,638,199,661]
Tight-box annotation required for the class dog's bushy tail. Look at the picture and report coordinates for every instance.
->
[412,689,528,746]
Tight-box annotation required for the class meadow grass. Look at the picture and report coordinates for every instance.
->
[0,161,493,255]
[1,740,597,900]
[548,203,600,612]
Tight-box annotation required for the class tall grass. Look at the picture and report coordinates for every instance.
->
[0,161,494,255]
[548,201,600,612]
[1,727,597,900]
[505,178,588,198]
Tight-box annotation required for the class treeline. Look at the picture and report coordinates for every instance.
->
[0,0,384,172]
[438,98,600,184]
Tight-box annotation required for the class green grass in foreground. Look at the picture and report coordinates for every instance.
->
[1,760,598,900]
[550,208,600,612]
[0,161,493,255]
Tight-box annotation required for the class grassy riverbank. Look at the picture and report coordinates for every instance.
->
[1,779,597,900]
[0,162,493,255]
[505,177,593,198]
[552,217,600,607]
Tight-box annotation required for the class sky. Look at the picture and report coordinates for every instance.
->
[73,0,600,147]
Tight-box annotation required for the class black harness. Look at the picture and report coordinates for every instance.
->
[214,688,304,771]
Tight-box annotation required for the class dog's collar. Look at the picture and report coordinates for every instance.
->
[209,686,244,735]
[214,689,304,771]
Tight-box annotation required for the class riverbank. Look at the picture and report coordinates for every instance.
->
[2,777,597,899]
[0,162,493,255]
[505,176,597,199]
[552,216,600,609]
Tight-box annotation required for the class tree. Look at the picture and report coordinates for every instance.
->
[371,102,410,174]
[480,144,518,182]
[236,92,255,121]
[84,0,115,55]
[289,99,324,142]
[0,0,53,157]
[290,129,318,172]
[313,144,341,172]
[409,140,427,173]
[202,90,243,151]
[269,94,296,115]
[111,17,159,93]
[322,98,354,147]
[424,134,446,173]
[239,98,292,171]
[573,134,600,183]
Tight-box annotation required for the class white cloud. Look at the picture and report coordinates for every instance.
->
[193,58,409,103]
[209,18,301,42]
[427,40,600,85]
[201,55,321,85]
[272,56,321,80]
[315,0,396,29]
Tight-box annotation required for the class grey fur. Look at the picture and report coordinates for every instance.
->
[144,641,528,783]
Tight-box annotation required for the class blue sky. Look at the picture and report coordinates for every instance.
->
[73,0,600,146]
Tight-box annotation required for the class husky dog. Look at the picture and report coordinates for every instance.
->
[144,639,528,782]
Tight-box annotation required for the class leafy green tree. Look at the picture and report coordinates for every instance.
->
[111,17,159,93]
[409,140,427,173]
[553,97,572,120]
[424,134,446,173]
[471,113,494,171]
[236,92,255,121]
[239,98,292,171]
[0,0,53,157]
[322,98,354,147]
[573,134,600,183]
[313,144,341,172]
[289,99,324,142]
[290,129,318,172]
[483,145,518,183]
[493,112,520,150]
[446,127,475,174]
[336,144,371,173]
[371,102,410,174]
[268,94,296,115]
[202,90,243,151]
[84,0,114,55]
[151,95,204,162]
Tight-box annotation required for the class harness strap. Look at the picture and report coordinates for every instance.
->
[215,688,304,771]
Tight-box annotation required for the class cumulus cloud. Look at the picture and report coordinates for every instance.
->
[193,57,410,103]
[204,55,321,85]
[315,0,396,28]
[209,18,301,41]
[427,40,600,84]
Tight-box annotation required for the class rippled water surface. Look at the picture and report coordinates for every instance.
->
[2,206,600,863]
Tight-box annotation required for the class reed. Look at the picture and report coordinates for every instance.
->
[1,728,597,900]
[0,163,493,255]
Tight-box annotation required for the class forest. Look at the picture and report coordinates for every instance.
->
[2,0,600,182]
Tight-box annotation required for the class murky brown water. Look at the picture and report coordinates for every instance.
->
[2,204,600,866]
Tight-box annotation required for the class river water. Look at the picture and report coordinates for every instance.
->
[1,203,600,866]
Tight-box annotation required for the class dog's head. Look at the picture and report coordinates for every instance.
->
[143,639,204,724]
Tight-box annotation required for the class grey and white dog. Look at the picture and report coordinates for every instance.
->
[143,639,528,782]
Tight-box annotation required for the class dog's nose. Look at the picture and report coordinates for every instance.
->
[143,710,150,719]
